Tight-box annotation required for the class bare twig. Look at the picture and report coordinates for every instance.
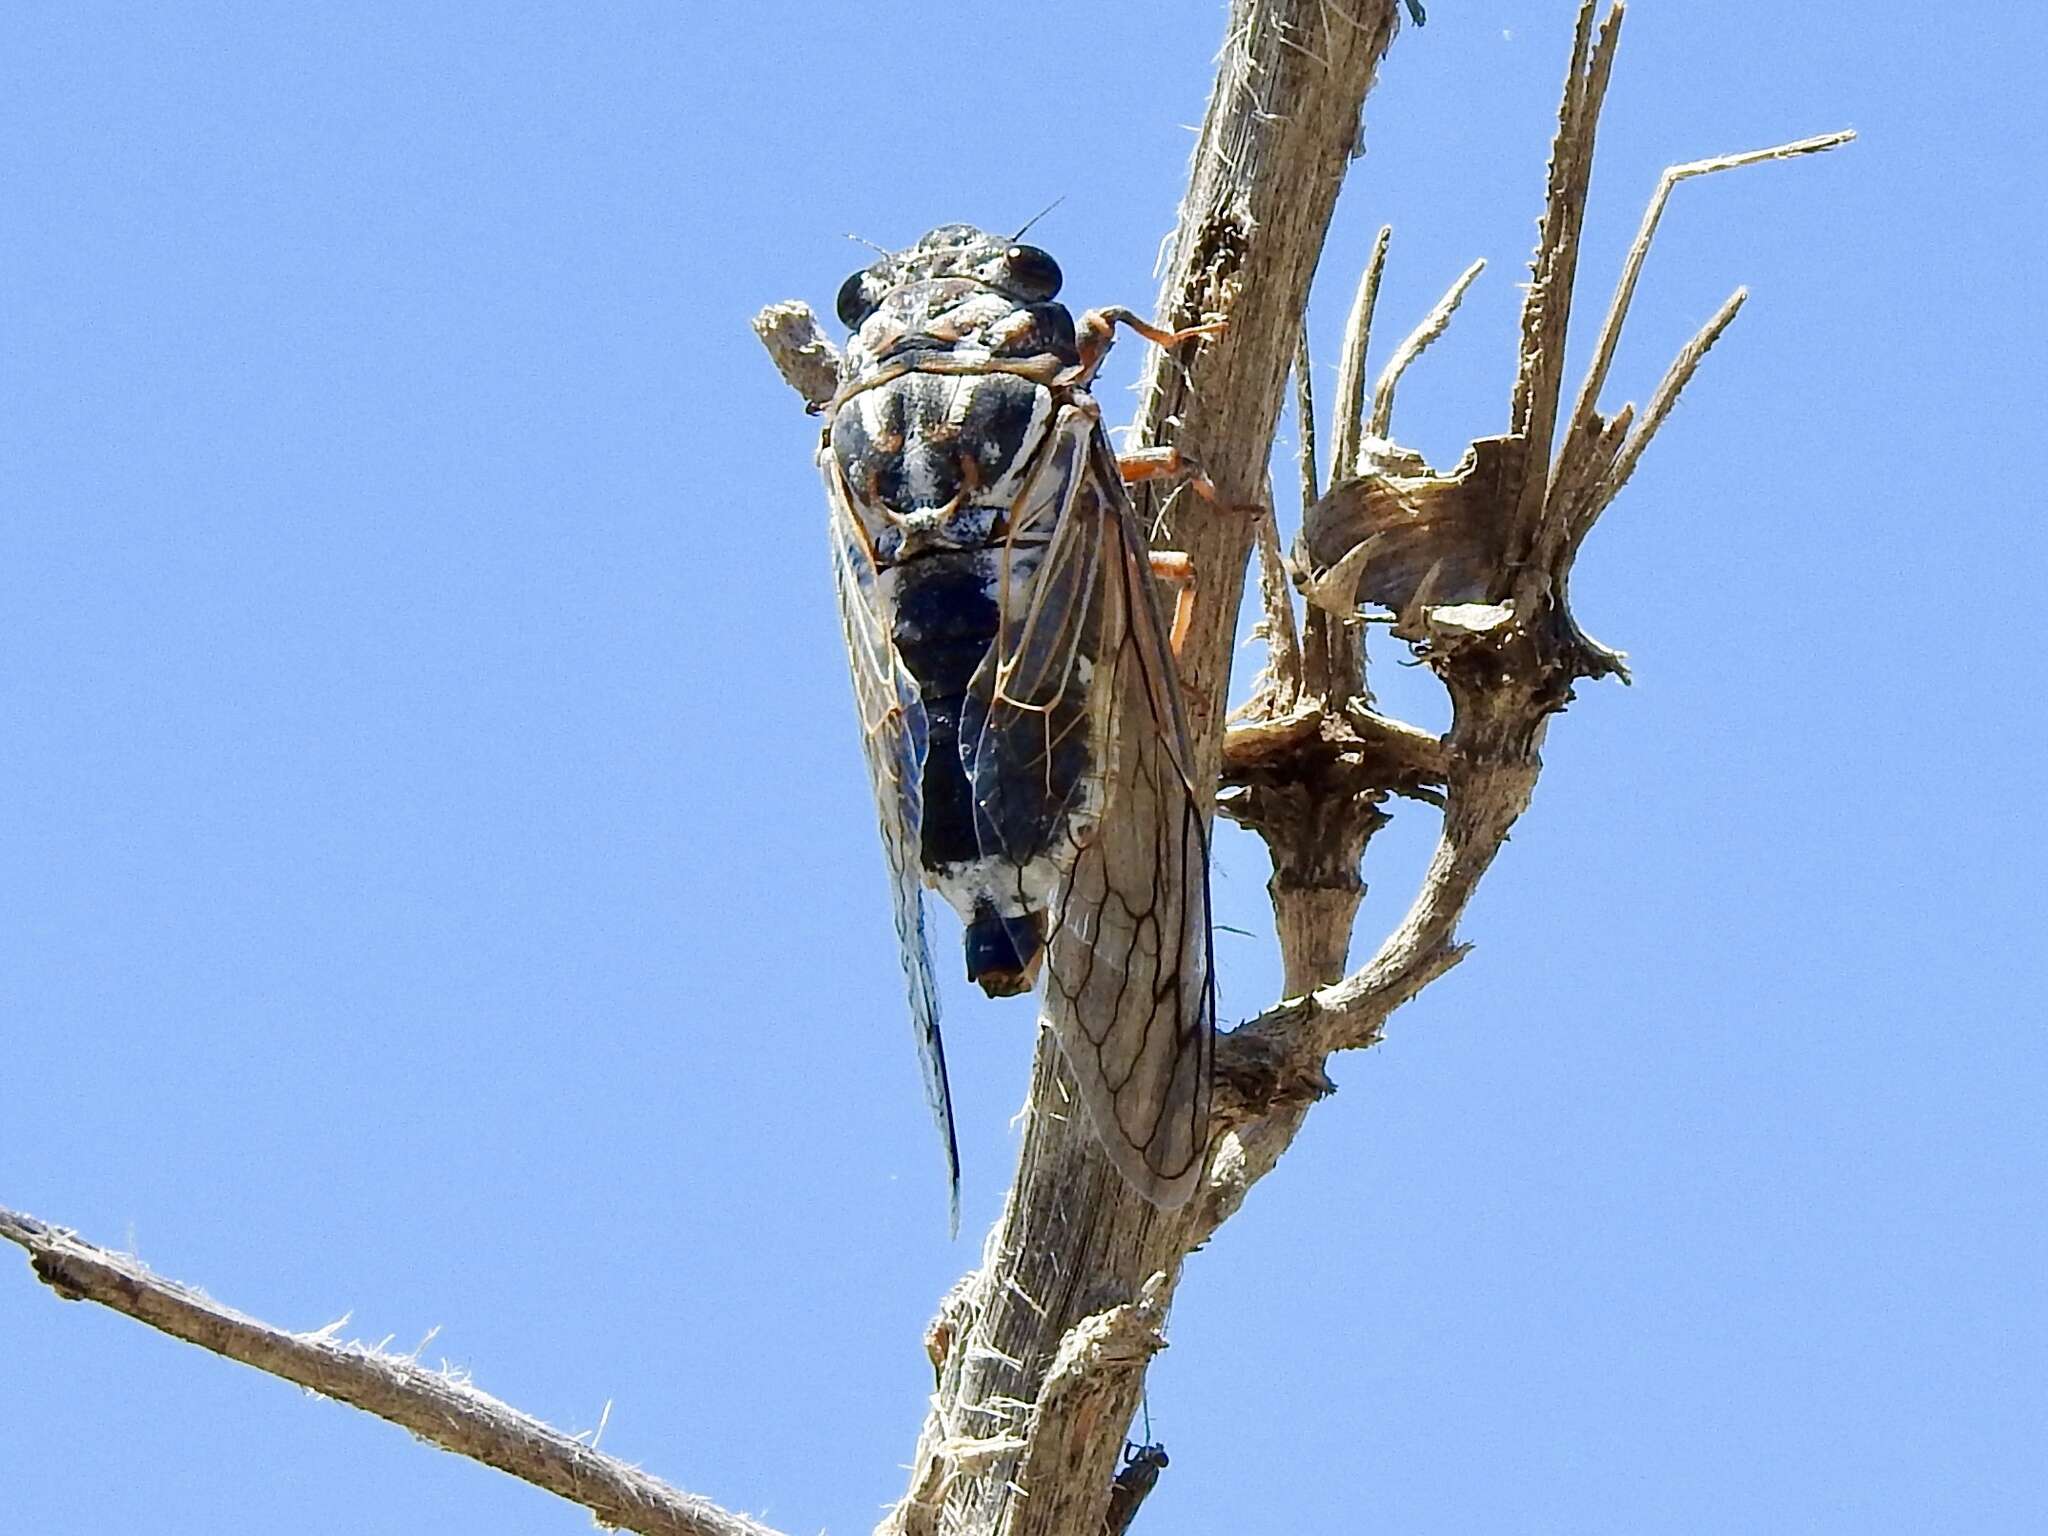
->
[1550,401,1635,556]
[1595,287,1745,515]
[1302,231,1393,709]
[1368,257,1484,440]
[1246,497,1307,717]
[1538,129,1848,574]
[1330,224,1393,481]
[0,1207,785,1536]
[1295,321,1321,507]
[750,300,839,413]
[1557,129,1855,483]
[1508,0,1624,556]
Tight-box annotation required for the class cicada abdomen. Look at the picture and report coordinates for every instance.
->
[819,225,1216,1217]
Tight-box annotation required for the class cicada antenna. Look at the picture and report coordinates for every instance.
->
[1011,197,1066,241]
[843,232,891,258]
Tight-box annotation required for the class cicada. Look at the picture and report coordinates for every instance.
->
[819,224,1217,1224]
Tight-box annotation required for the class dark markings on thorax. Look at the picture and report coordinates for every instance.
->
[830,279,1095,985]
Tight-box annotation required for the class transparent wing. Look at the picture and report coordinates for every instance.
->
[824,458,960,1233]
[960,416,1106,866]
[965,408,1216,1206]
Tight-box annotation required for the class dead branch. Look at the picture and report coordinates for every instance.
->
[1231,325,1312,721]
[1368,257,1484,440]
[1260,0,1851,1105]
[3,1,1852,1531]
[0,1207,784,1536]
[750,300,840,413]
[1330,225,1392,483]
[1508,1,1620,525]
[744,3,1847,1532]
[1596,288,1744,513]
[1558,128,1856,487]
[1302,224,1392,707]
[883,5,1411,1531]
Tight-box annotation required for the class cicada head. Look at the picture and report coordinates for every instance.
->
[835,225,1065,335]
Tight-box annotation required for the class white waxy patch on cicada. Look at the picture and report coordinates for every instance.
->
[851,387,892,451]
[981,385,1055,509]
[930,854,1064,925]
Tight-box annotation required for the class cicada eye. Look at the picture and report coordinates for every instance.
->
[1002,244,1062,302]
[836,270,875,329]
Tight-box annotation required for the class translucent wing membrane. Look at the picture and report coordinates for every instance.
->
[961,418,1106,865]
[965,409,1216,1206]
[824,462,961,1233]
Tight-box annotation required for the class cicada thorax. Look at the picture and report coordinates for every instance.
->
[828,272,1100,996]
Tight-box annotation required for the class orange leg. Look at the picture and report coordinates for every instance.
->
[1148,551,1196,658]
[1117,444,1222,504]
[1071,306,1227,384]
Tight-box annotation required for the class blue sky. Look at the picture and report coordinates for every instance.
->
[3,3,2041,1532]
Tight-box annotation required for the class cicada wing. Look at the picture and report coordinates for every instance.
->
[824,459,960,1233]
[1052,426,1216,1204]
[961,415,1107,867]
[964,409,1216,1207]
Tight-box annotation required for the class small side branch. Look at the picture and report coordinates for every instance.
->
[1590,288,1743,523]
[1247,497,1307,716]
[1369,257,1484,440]
[1559,129,1855,464]
[751,300,840,413]
[0,1208,786,1536]
[1508,0,1624,552]
[1330,225,1393,481]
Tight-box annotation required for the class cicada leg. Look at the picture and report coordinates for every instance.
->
[1069,306,1227,385]
[1116,444,1222,504]
[1121,447,1224,659]
[1147,550,1197,660]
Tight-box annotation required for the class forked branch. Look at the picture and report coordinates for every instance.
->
[1265,2,1851,1118]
